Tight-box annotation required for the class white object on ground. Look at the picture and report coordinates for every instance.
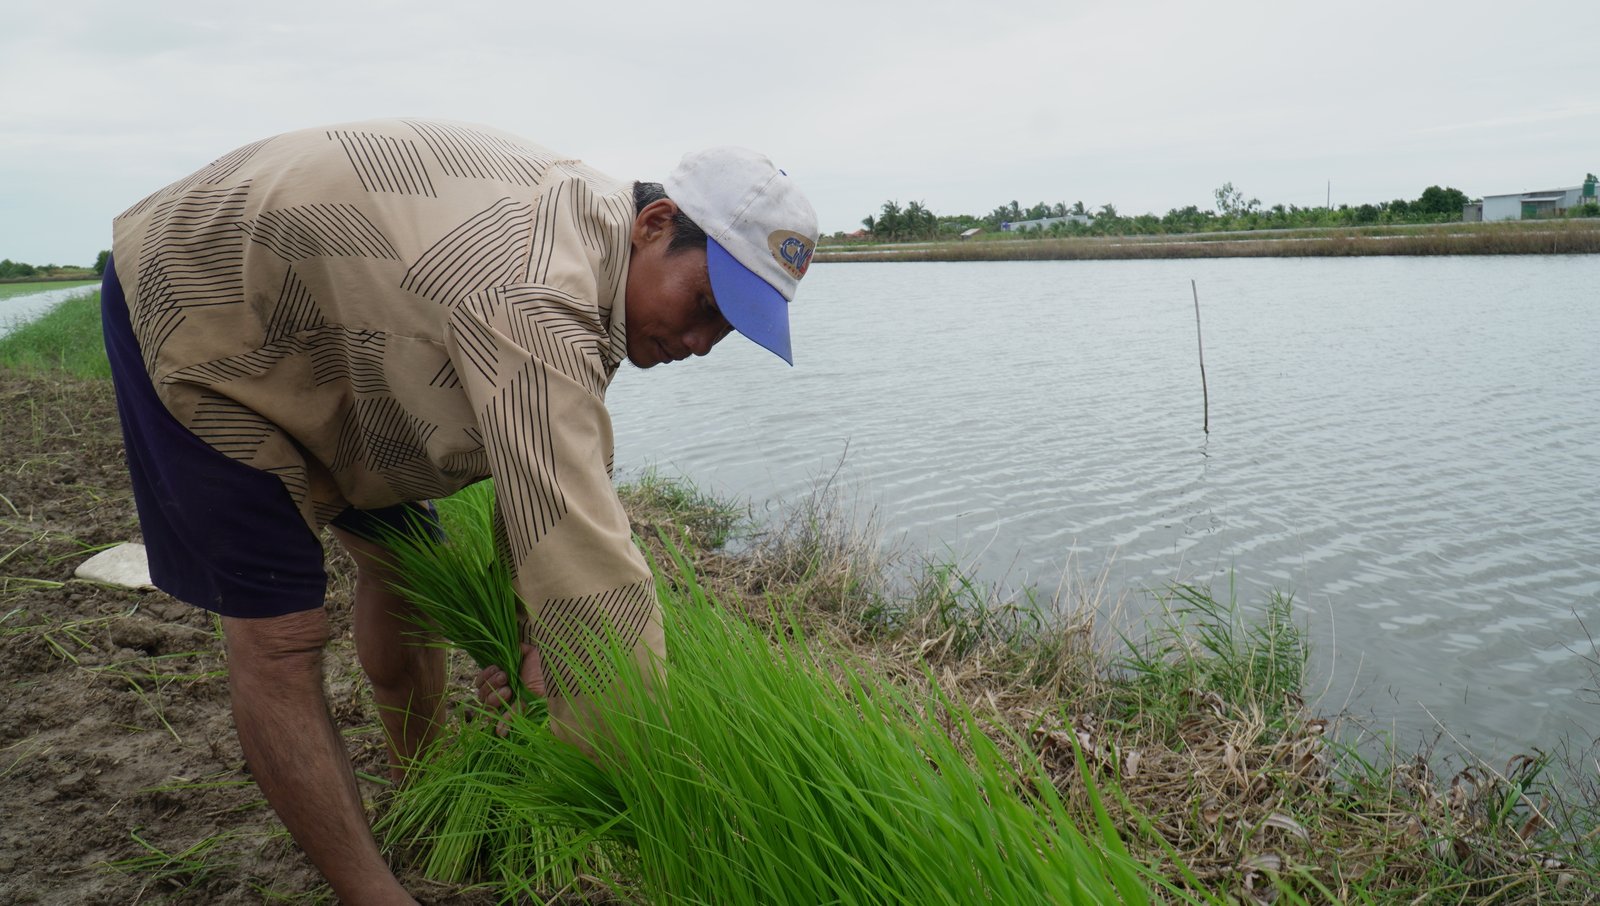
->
[74,542,155,591]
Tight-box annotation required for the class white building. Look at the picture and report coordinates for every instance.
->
[1000,214,1093,232]
[1480,186,1587,221]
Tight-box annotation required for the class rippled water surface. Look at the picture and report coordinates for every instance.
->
[608,256,1600,755]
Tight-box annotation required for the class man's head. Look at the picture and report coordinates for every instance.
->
[623,148,818,369]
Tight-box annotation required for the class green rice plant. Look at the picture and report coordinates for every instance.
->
[489,545,1197,904]
[378,480,1215,903]
[376,481,524,688]
[378,710,624,888]
[374,482,621,888]
[0,291,109,378]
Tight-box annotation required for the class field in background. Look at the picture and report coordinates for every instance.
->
[0,279,97,301]
[0,291,109,377]
[818,219,1600,262]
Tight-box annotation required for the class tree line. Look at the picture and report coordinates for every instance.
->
[0,251,108,280]
[848,183,1558,241]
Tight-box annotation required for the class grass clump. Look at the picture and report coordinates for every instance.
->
[617,467,744,551]
[1114,582,1307,739]
[0,290,109,378]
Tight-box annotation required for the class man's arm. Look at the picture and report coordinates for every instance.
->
[222,610,417,906]
[445,286,663,751]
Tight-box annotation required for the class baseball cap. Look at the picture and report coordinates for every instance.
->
[664,147,818,365]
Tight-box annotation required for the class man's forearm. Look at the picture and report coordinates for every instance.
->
[223,611,415,906]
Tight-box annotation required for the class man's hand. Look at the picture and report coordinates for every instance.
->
[474,643,546,735]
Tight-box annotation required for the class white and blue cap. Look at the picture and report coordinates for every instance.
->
[664,147,818,365]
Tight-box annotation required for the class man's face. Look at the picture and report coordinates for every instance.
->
[624,199,734,369]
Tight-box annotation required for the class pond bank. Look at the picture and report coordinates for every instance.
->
[817,220,1600,262]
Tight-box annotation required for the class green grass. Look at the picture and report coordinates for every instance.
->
[1114,581,1307,739]
[0,279,97,301]
[0,290,109,378]
[378,484,1207,904]
[619,466,745,550]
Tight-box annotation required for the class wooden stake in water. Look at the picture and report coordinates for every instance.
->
[1191,279,1209,434]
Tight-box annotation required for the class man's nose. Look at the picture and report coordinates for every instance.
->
[686,321,731,357]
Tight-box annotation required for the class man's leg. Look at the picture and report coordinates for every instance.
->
[223,610,417,906]
[332,527,446,782]
[102,255,418,902]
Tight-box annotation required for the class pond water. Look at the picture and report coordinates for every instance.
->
[607,255,1600,758]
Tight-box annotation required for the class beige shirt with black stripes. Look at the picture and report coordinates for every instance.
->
[111,119,661,726]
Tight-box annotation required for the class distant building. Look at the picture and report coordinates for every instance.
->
[1479,185,1590,221]
[999,214,1093,232]
[958,228,982,240]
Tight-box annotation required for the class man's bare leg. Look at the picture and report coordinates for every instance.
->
[333,527,446,782]
[223,610,417,905]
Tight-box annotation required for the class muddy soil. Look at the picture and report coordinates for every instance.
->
[0,374,501,905]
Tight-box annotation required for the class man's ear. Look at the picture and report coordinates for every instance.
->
[631,198,680,247]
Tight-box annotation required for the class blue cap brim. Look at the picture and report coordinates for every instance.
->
[706,237,792,365]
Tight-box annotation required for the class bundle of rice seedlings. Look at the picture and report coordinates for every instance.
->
[380,481,1202,904]
[374,482,621,888]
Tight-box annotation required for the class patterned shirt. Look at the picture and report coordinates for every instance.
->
[111,119,660,703]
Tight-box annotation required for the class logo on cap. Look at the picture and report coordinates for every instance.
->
[769,230,815,280]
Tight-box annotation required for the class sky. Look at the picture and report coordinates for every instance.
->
[3,0,1597,265]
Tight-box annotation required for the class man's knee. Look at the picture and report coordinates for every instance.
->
[349,568,439,686]
[222,609,332,681]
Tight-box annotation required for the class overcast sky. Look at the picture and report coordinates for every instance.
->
[4,0,1596,265]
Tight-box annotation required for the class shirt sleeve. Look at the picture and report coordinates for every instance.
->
[443,281,662,723]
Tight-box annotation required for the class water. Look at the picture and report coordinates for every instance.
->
[607,255,1600,757]
[0,284,98,339]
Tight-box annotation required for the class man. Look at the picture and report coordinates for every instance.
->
[103,119,817,904]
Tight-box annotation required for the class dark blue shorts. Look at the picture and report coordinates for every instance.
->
[101,255,439,618]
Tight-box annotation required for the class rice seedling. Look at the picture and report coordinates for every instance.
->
[377,481,1213,904]
[373,482,626,888]
[0,607,115,664]
[377,481,524,688]
[105,828,244,896]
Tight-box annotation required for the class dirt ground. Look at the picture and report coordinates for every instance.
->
[0,373,498,904]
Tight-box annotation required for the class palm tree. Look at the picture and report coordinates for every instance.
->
[878,200,904,240]
[904,200,937,239]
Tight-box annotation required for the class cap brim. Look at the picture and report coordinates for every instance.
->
[706,237,793,365]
